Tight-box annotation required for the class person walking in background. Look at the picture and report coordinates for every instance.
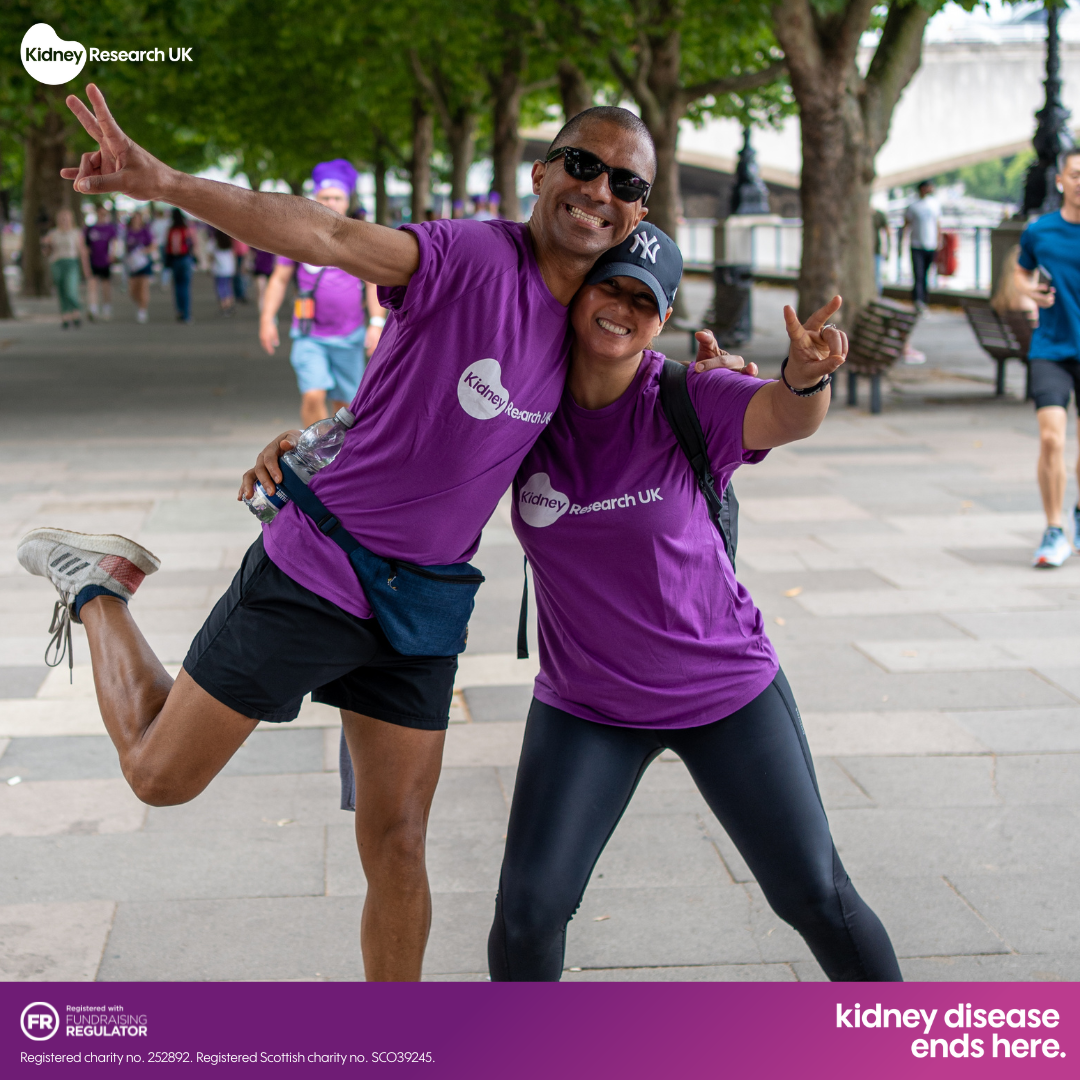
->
[873,207,890,295]
[232,237,250,304]
[212,230,237,316]
[165,208,196,323]
[124,209,154,323]
[1016,148,1080,568]
[251,247,275,312]
[84,210,117,320]
[902,180,939,313]
[150,205,170,287]
[43,208,89,329]
[259,159,387,425]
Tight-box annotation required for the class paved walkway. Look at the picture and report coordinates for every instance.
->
[1,275,1076,982]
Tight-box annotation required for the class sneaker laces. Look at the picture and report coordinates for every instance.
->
[45,600,74,682]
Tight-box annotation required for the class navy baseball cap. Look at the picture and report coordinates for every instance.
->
[585,223,682,316]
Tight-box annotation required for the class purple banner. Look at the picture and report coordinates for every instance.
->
[5,982,1076,1077]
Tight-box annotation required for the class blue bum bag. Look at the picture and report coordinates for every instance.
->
[276,461,484,656]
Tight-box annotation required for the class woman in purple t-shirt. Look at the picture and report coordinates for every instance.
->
[124,210,154,323]
[488,225,901,982]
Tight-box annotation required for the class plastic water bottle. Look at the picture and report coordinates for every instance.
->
[244,407,356,523]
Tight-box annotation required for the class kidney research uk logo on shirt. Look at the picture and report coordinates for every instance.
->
[457,358,553,425]
[518,471,664,528]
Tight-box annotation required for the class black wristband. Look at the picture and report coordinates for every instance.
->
[780,356,832,397]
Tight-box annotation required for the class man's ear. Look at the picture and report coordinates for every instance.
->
[531,160,546,196]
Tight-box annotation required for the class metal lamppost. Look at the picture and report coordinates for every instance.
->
[1023,1,1073,215]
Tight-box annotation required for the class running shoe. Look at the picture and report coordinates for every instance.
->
[1032,525,1071,568]
[17,529,160,670]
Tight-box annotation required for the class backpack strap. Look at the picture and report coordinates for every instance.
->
[658,358,736,569]
[516,556,529,660]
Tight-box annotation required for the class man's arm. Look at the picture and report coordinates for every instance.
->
[1015,265,1056,309]
[742,297,848,450]
[259,263,294,355]
[364,280,386,355]
[63,85,419,286]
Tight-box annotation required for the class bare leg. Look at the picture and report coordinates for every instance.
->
[341,711,445,981]
[300,389,330,427]
[1037,406,1067,527]
[80,596,257,805]
[329,398,347,416]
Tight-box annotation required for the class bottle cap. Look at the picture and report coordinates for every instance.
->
[335,407,356,428]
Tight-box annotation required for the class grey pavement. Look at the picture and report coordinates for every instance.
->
[0,272,1077,983]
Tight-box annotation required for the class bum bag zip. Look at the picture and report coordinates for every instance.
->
[276,460,484,656]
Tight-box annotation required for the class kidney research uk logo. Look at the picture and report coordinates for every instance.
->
[21,1002,60,1041]
[21,24,86,85]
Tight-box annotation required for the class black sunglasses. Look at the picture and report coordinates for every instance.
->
[545,146,651,204]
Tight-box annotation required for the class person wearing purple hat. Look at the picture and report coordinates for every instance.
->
[259,159,386,426]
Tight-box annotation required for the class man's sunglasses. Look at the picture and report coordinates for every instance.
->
[544,146,651,204]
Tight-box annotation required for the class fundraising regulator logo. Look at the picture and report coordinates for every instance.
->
[21,1002,60,1041]
[21,22,194,85]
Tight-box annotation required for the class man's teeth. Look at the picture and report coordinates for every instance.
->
[568,205,607,227]
[598,318,629,336]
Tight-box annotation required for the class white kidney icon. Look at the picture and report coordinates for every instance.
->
[457,357,509,420]
[21,24,87,86]
[518,472,570,528]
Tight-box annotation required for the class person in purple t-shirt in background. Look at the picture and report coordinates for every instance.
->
[259,160,387,426]
[487,225,901,982]
[250,246,276,312]
[84,211,117,320]
[22,85,681,982]
[124,210,154,323]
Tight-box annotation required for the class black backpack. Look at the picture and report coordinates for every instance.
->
[516,358,739,659]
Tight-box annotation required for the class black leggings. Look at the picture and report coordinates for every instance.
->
[488,672,901,982]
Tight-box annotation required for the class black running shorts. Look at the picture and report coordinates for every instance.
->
[184,536,457,729]
[1029,356,1080,411]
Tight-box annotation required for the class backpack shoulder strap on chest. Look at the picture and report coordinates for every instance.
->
[658,358,735,567]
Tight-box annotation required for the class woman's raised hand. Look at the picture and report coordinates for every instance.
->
[782,296,848,389]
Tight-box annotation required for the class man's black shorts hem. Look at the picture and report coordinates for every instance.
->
[183,536,457,731]
[89,263,112,280]
[1029,356,1080,411]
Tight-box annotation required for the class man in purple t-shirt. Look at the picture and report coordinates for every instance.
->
[258,160,387,426]
[83,213,117,320]
[19,84,657,981]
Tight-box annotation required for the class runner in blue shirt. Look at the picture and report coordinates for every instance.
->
[1017,148,1080,567]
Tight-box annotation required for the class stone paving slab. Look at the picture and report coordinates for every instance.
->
[0,901,116,981]
[0,778,146,837]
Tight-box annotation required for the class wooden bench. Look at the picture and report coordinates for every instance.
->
[844,299,921,414]
[961,300,1033,398]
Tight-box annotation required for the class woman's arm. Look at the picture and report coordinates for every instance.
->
[364,280,386,355]
[742,296,848,450]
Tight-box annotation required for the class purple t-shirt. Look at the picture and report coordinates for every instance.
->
[125,225,153,253]
[263,219,570,619]
[84,223,117,267]
[253,248,276,276]
[512,352,778,729]
[277,257,364,338]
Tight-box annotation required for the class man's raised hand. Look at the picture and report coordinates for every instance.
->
[60,84,171,201]
[782,296,848,389]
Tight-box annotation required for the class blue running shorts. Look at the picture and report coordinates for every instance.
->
[289,325,366,402]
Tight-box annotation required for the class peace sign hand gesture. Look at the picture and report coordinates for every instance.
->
[782,295,848,390]
[60,84,173,201]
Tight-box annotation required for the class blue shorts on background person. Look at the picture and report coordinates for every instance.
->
[289,325,367,405]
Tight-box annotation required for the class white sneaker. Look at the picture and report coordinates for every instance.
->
[1033,526,1071,568]
[17,529,161,670]
[136,308,148,323]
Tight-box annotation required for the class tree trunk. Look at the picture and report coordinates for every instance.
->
[773,0,931,325]
[374,151,390,227]
[21,107,69,298]
[410,98,434,224]
[490,50,525,221]
[0,144,13,318]
[558,60,592,121]
[447,111,477,211]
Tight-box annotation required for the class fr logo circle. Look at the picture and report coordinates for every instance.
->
[21,1002,60,1041]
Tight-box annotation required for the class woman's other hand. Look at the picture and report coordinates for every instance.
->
[691,330,759,377]
[238,430,301,500]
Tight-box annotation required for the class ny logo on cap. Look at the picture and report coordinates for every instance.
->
[629,231,659,264]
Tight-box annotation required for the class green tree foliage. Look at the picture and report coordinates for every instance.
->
[931,151,1036,204]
